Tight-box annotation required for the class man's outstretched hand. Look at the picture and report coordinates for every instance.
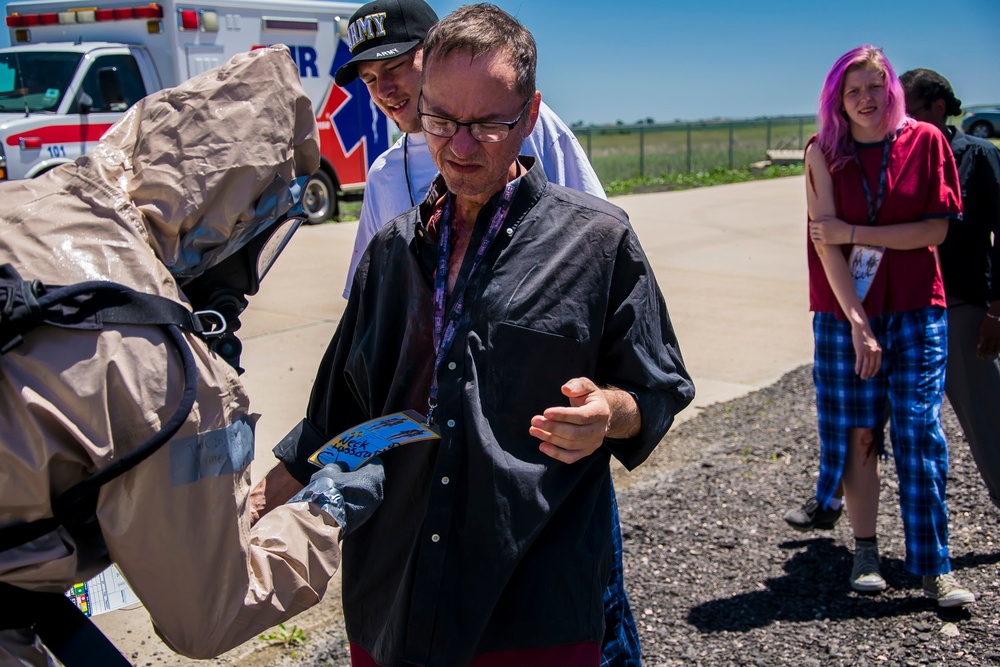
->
[530,378,640,464]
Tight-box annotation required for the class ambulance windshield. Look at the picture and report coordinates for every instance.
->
[0,52,83,113]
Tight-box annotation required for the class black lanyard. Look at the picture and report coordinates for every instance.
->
[404,134,415,207]
[853,135,893,226]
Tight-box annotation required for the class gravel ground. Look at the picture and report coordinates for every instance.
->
[622,364,1000,667]
[214,364,1000,667]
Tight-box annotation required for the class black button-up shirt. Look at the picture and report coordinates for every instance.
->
[277,158,694,666]
[940,127,1000,305]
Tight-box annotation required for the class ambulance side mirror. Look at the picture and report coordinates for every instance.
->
[97,67,124,111]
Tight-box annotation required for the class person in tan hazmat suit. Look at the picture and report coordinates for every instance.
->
[0,46,383,666]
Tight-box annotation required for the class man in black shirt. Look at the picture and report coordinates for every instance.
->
[254,4,693,665]
[902,68,1000,508]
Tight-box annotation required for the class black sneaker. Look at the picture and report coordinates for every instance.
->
[784,497,842,532]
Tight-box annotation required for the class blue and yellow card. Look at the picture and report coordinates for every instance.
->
[307,410,440,471]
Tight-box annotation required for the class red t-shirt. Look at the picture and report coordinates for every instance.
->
[807,120,962,317]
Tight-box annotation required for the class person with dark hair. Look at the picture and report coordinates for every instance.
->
[900,68,1000,509]
[254,4,693,665]
[787,45,973,606]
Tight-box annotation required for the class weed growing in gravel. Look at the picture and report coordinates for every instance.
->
[259,623,306,648]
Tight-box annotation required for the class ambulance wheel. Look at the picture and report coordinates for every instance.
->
[304,170,338,224]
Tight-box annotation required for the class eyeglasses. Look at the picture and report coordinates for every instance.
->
[418,95,532,143]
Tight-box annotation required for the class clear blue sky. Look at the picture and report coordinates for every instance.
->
[435,0,1000,125]
[2,0,997,125]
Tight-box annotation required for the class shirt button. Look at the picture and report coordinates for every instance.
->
[446,419,456,428]
[506,227,514,237]
[447,361,457,370]
[441,476,450,485]
[431,534,441,543]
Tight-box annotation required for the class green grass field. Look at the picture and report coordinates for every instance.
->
[574,118,818,184]
[335,197,363,223]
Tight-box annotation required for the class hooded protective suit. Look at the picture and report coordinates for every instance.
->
[0,46,364,664]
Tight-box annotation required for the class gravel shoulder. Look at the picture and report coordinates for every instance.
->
[622,364,1000,667]
[120,365,1000,666]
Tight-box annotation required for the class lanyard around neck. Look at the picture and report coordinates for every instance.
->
[853,135,893,226]
[403,134,415,207]
[426,177,520,424]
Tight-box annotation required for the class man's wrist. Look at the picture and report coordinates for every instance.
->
[605,387,641,440]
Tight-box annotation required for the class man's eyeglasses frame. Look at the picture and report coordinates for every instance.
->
[417,95,532,143]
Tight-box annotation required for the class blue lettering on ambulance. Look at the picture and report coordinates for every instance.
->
[297,46,318,78]
[287,46,319,78]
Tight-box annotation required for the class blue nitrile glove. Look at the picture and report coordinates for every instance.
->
[287,457,384,537]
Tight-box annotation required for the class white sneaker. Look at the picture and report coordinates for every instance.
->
[923,573,975,608]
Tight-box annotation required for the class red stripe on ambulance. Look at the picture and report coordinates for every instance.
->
[6,124,114,147]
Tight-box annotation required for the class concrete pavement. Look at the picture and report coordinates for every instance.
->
[623,176,815,416]
[94,175,818,661]
[239,174,815,483]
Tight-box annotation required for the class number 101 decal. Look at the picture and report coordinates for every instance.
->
[46,145,67,158]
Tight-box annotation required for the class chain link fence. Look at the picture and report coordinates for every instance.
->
[574,115,817,183]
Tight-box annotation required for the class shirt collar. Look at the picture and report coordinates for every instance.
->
[947,124,970,157]
[417,155,545,233]
[406,131,429,148]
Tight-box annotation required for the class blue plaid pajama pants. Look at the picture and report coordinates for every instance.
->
[601,480,642,667]
[813,306,952,576]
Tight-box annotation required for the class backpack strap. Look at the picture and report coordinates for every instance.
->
[0,263,200,553]
[0,263,224,356]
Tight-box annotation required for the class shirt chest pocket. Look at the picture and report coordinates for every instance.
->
[486,323,582,445]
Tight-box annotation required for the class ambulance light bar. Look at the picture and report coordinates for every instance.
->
[6,4,164,27]
[178,8,218,32]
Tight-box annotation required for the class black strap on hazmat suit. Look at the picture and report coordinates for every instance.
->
[0,263,207,667]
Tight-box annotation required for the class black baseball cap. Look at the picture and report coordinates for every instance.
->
[335,0,439,87]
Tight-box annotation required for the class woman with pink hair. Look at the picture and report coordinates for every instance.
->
[787,45,974,606]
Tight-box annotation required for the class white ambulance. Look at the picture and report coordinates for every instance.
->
[0,0,390,223]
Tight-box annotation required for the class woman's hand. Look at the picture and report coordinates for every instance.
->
[852,322,882,379]
[809,216,853,245]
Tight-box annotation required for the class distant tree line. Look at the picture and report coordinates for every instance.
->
[571,117,656,129]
